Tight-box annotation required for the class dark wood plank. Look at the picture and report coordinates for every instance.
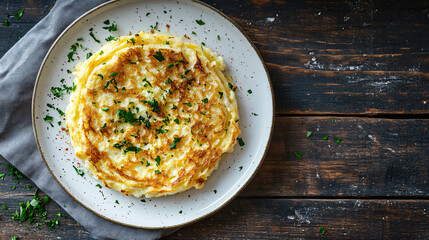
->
[241,116,429,197]
[166,198,429,239]
[1,0,429,115]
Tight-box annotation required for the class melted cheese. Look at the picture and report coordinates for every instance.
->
[66,32,240,198]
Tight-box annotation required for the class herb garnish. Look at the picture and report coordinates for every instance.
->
[219,91,224,99]
[3,19,10,26]
[99,123,107,133]
[196,19,205,25]
[105,36,116,42]
[103,22,118,32]
[184,102,192,107]
[323,136,329,140]
[15,10,24,20]
[228,82,236,91]
[167,63,174,68]
[86,52,92,59]
[165,78,172,84]
[170,137,182,149]
[201,98,208,103]
[124,146,142,154]
[154,170,162,174]
[43,115,53,123]
[96,184,102,188]
[334,137,342,143]
[320,226,325,235]
[174,118,179,124]
[153,50,165,62]
[89,28,100,43]
[73,165,84,176]
[247,89,252,94]
[102,107,109,112]
[293,151,302,159]
[237,137,245,146]
[217,35,220,40]
[142,99,160,113]
[307,131,313,138]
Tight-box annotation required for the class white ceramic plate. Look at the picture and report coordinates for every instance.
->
[33,0,273,229]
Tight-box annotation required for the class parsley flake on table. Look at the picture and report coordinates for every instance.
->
[293,151,302,159]
[3,19,10,26]
[334,137,342,143]
[73,165,84,176]
[320,226,325,235]
[196,19,205,25]
[323,136,329,140]
[307,131,313,138]
[14,10,24,20]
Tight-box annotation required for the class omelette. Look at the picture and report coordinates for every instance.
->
[65,31,240,198]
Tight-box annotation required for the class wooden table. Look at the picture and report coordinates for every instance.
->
[1,0,428,239]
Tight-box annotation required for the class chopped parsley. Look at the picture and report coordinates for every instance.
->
[331,118,335,122]
[334,137,342,143]
[105,36,116,42]
[99,50,104,55]
[43,115,53,123]
[103,20,110,25]
[130,61,137,64]
[214,189,217,194]
[73,165,84,176]
[117,108,136,125]
[170,137,182,149]
[142,99,160,113]
[179,210,183,214]
[97,74,103,80]
[56,108,64,116]
[142,78,153,87]
[293,151,302,159]
[219,91,224,99]
[184,102,192,107]
[217,35,220,40]
[237,137,245,146]
[201,98,208,103]
[99,123,107,133]
[320,226,325,235]
[239,166,243,171]
[115,200,119,204]
[228,82,236,91]
[165,78,172,84]
[167,63,174,68]
[323,136,329,140]
[174,118,179,124]
[153,50,165,62]
[155,156,161,166]
[146,12,151,16]
[196,19,205,25]
[2,204,8,210]
[191,31,196,35]
[150,21,159,30]
[89,29,100,43]
[129,38,135,45]
[110,72,118,77]
[181,69,191,78]
[166,41,170,45]
[102,107,109,112]
[96,184,102,188]
[3,19,10,26]
[171,104,177,109]
[154,169,162,174]
[86,52,92,59]
[15,10,24,20]
[124,146,142,154]
[103,22,118,32]
[247,89,252,94]
[307,131,313,138]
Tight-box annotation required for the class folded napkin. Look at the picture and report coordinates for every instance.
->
[0,0,179,239]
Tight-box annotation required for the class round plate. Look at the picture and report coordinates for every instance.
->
[32,0,274,229]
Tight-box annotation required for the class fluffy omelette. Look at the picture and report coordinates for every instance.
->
[66,31,240,198]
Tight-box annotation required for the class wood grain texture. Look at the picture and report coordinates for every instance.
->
[0,0,428,239]
[166,198,429,240]
[241,116,429,197]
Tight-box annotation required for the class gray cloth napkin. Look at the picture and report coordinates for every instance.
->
[0,0,179,239]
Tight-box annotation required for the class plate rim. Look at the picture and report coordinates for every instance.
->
[32,0,275,229]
